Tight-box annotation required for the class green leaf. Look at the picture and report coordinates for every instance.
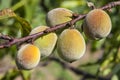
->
[0,8,31,37]
[111,75,119,80]
[1,69,19,80]
[112,63,120,74]
[0,0,12,9]
[21,70,31,80]
[14,15,31,37]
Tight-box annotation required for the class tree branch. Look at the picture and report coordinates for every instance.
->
[0,33,13,41]
[46,57,111,80]
[101,1,120,10]
[0,1,120,48]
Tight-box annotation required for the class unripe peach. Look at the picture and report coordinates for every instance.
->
[16,44,40,70]
[57,28,86,62]
[83,9,112,40]
[46,8,73,27]
[30,26,57,59]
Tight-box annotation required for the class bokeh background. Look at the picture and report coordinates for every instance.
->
[0,0,120,80]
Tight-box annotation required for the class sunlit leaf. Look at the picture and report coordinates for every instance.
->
[0,8,31,37]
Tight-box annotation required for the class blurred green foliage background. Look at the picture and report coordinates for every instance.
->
[0,0,120,80]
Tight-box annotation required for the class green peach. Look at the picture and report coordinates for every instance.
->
[57,28,86,62]
[30,26,57,59]
[46,8,73,27]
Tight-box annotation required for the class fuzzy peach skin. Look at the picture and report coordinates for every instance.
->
[46,8,73,27]
[16,44,40,70]
[30,26,57,59]
[83,9,112,40]
[57,28,86,62]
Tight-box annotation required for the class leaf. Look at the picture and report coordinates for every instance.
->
[0,8,15,19]
[0,0,12,9]
[0,8,31,37]
[111,75,119,80]
[112,63,120,74]
[1,69,19,80]
[21,70,31,80]
[14,15,31,37]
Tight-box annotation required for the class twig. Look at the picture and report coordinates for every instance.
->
[0,33,13,41]
[0,1,120,48]
[101,1,120,10]
[48,57,111,80]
